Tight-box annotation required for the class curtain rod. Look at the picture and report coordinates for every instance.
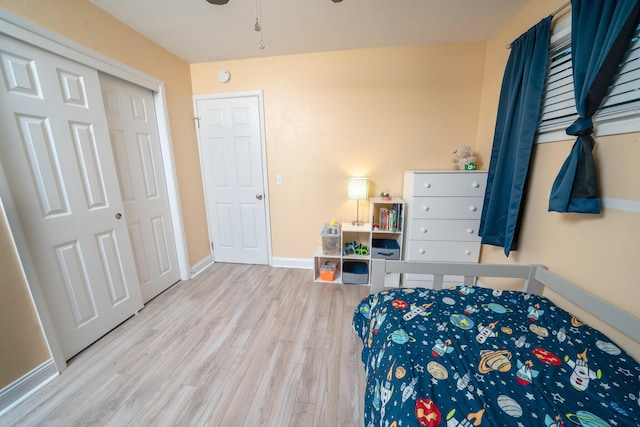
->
[506,1,571,49]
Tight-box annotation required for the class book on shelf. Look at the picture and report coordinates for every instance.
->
[374,203,403,232]
[389,209,397,232]
[380,208,388,231]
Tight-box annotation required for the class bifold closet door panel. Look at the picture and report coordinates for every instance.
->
[0,34,143,360]
[100,73,180,302]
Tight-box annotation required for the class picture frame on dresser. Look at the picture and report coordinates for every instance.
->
[402,170,487,288]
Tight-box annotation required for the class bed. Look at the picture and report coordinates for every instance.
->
[353,259,640,427]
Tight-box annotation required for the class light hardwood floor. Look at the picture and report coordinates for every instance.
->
[2,264,371,426]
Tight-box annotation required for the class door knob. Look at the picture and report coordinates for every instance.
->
[256,194,263,200]
[115,212,122,219]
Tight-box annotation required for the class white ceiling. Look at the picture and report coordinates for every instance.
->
[90,0,531,64]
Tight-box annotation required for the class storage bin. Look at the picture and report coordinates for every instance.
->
[321,223,341,255]
[371,239,400,260]
[342,261,369,284]
[319,261,338,281]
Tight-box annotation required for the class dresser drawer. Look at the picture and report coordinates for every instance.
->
[409,219,481,242]
[410,197,483,219]
[407,240,480,262]
[412,172,486,197]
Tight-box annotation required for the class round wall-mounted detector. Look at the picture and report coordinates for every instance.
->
[218,69,231,83]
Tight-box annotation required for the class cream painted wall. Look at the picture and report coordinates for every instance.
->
[0,0,208,389]
[191,44,487,258]
[475,0,640,359]
[0,206,50,388]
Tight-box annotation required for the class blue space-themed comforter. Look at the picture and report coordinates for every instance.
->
[353,285,640,427]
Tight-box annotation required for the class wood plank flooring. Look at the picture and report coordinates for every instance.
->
[2,264,371,426]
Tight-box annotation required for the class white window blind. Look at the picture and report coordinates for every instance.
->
[536,18,640,143]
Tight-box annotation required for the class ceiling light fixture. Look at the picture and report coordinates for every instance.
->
[255,0,265,49]
[206,0,229,4]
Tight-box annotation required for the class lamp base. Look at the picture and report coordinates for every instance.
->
[351,199,365,227]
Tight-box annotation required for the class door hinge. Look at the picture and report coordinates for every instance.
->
[194,116,201,128]
[211,242,214,251]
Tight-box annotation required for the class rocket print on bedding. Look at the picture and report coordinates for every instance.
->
[353,286,640,427]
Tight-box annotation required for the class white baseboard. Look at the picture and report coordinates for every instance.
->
[271,257,313,269]
[190,255,214,278]
[191,256,312,276]
[0,359,58,417]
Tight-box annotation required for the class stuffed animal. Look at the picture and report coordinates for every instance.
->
[452,145,477,170]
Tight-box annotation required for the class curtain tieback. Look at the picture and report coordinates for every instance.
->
[566,117,593,136]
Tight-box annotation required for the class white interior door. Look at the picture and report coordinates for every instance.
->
[100,73,180,302]
[0,35,143,360]
[196,95,269,265]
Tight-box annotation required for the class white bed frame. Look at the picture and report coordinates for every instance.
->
[369,259,640,343]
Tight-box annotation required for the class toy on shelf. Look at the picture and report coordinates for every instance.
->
[380,192,392,200]
[452,145,477,170]
[344,241,369,257]
[321,221,341,255]
[319,261,338,281]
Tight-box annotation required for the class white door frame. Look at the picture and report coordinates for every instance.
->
[0,10,190,372]
[193,91,273,266]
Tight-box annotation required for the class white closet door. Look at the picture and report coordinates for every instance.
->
[0,35,143,360]
[100,74,180,302]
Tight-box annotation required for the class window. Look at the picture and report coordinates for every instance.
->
[536,17,640,143]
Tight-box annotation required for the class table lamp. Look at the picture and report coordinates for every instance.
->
[348,177,369,226]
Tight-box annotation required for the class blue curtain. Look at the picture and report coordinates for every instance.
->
[479,17,551,256]
[549,0,640,214]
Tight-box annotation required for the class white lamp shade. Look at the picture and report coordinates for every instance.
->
[347,177,369,200]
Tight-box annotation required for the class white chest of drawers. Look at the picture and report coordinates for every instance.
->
[402,170,487,287]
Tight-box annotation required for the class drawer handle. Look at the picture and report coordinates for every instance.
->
[469,206,477,212]
[424,182,431,188]
[465,250,472,255]
[422,206,430,212]
[421,227,427,233]
[472,182,480,188]
[419,248,426,254]
[467,228,474,234]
